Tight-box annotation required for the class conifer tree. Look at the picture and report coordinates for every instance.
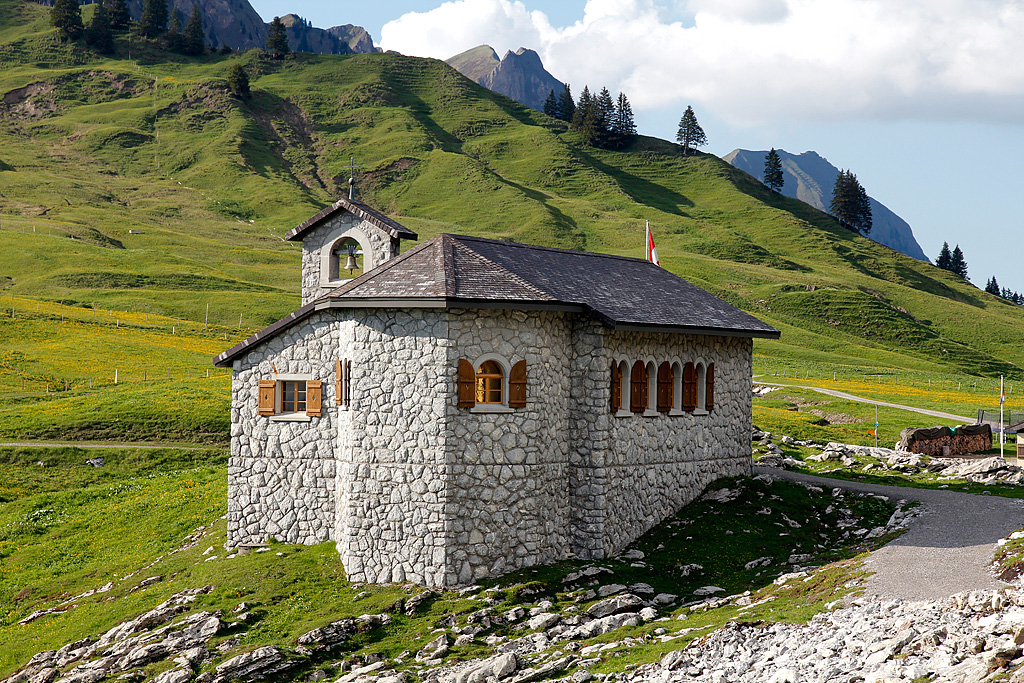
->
[227,63,250,97]
[556,84,575,122]
[51,0,84,42]
[105,0,131,32]
[595,87,614,135]
[950,245,968,280]
[935,242,952,270]
[611,92,636,137]
[139,0,168,38]
[265,16,290,58]
[763,148,784,193]
[166,9,183,52]
[183,2,204,56]
[85,1,115,54]
[986,276,1001,296]
[675,105,707,155]
[571,86,604,146]
[543,89,558,118]
[829,170,872,235]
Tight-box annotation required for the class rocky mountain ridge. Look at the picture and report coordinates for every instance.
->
[724,148,929,262]
[446,45,564,112]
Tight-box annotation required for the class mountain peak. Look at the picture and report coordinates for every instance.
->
[724,148,928,261]
[447,45,564,112]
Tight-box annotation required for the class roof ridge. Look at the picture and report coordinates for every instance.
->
[450,238,556,300]
[448,234,657,266]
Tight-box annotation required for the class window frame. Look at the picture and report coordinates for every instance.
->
[694,359,708,415]
[270,372,315,422]
[469,353,515,414]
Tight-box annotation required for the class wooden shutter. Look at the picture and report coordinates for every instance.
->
[630,360,647,413]
[706,363,715,411]
[336,359,351,407]
[657,361,673,412]
[306,380,322,416]
[509,360,527,408]
[342,360,350,409]
[610,361,621,412]
[258,380,276,416]
[682,363,697,411]
[457,359,476,408]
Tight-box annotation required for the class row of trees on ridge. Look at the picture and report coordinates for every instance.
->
[935,242,968,280]
[543,85,636,149]
[51,0,206,56]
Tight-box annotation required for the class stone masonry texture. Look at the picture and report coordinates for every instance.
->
[227,304,753,587]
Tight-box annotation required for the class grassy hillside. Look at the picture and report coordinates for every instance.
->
[3,0,1024,407]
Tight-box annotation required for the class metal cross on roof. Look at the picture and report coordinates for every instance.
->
[347,156,362,200]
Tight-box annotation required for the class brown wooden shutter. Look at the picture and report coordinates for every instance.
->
[258,379,276,416]
[336,359,343,406]
[457,359,476,408]
[706,363,715,411]
[509,360,527,408]
[610,361,621,412]
[657,361,673,412]
[630,360,646,413]
[344,359,351,406]
[682,362,697,411]
[306,380,323,416]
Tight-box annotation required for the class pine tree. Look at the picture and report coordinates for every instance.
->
[595,87,614,137]
[51,0,84,42]
[829,170,872,235]
[608,92,636,148]
[675,105,707,155]
[265,16,290,58]
[105,0,131,32]
[986,276,1001,296]
[763,148,784,193]
[950,245,968,280]
[571,86,604,146]
[166,9,183,52]
[85,1,115,54]
[227,63,250,97]
[935,242,952,270]
[183,2,204,56]
[556,84,575,122]
[139,0,168,38]
[542,89,558,118]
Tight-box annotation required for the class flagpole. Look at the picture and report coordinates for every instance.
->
[1001,375,1005,459]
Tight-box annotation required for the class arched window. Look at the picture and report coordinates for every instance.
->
[645,361,658,413]
[670,360,683,414]
[695,362,707,413]
[476,360,504,404]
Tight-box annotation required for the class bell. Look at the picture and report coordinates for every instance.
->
[345,246,358,273]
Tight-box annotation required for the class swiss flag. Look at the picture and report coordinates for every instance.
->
[646,221,660,266]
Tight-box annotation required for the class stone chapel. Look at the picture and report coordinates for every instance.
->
[215,197,780,586]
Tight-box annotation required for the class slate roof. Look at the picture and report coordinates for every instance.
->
[284,196,418,242]
[214,233,779,366]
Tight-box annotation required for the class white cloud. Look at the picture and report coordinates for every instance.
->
[379,0,1024,126]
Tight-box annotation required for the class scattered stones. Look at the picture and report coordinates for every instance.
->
[586,595,644,619]
[84,458,105,468]
[405,591,437,616]
[212,646,291,683]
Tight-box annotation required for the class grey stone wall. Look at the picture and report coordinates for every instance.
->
[228,310,343,546]
[569,330,753,559]
[443,309,574,585]
[227,303,755,587]
[334,308,452,587]
[300,212,400,305]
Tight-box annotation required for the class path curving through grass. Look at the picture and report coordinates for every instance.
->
[757,467,1024,600]
[760,382,973,422]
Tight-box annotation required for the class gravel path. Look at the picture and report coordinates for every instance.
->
[756,466,1024,600]
[758,382,972,422]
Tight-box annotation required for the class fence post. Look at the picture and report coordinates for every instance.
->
[114,369,118,385]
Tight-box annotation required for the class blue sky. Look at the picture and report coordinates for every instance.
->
[248,0,1024,292]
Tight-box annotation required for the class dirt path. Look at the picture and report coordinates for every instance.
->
[759,382,972,423]
[756,467,1024,600]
